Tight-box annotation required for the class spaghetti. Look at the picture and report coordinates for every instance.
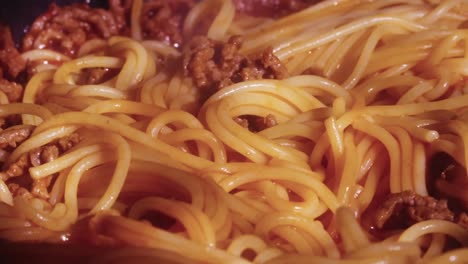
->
[0,0,468,263]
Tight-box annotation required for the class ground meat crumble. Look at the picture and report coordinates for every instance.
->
[1,132,81,200]
[457,212,468,229]
[109,0,195,48]
[0,25,26,103]
[374,190,467,231]
[234,114,278,132]
[370,151,468,233]
[0,77,23,103]
[22,3,124,56]
[374,190,454,229]
[0,125,35,151]
[140,0,195,47]
[0,26,26,79]
[184,35,289,98]
[78,67,117,85]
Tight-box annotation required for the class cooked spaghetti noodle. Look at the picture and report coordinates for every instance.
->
[0,0,468,263]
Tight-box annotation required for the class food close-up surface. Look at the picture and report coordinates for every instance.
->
[0,0,468,263]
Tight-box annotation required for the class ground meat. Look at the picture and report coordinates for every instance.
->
[7,183,33,200]
[374,190,455,229]
[457,212,468,229]
[4,154,30,179]
[78,68,117,85]
[184,35,243,91]
[56,133,81,152]
[0,125,35,150]
[22,3,123,56]
[31,175,53,200]
[141,0,195,47]
[0,25,26,102]
[0,78,23,102]
[109,0,195,48]
[234,0,316,17]
[257,47,289,79]
[0,25,26,79]
[29,145,59,167]
[234,114,278,132]
[41,145,60,163]
[1,133,81,199]
[28,149,42,168]
[234,117,250,129]
[184,36,288,98]
[261,114,278,128]
[109,0,131,30]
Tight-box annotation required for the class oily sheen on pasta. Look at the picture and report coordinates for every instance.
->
[0,0,468,263]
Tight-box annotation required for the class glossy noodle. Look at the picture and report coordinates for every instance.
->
[1,0,468,263]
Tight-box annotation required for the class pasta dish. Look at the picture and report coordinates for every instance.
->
[0,0,467,263]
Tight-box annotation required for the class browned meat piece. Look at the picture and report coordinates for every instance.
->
[457,212,468,229]
[234,117,249,128]
[0,125,35,150]
[29,145,59,167]
[257,47,289,80]
[0,25,26,79]
[22,3,124,56]
[40,145,60,163]
[234,0,316,17]
[109,0,195,47]
[260,114,278,129]
[2,133,81,199]
[234,114,278,132]
[5,153,30,179]
[8,183,33,200]
[184,35,243,91]
[238,47,290,83]
[109,0,131,30]
[0,25,26,102]
[57,133,81,152]
[0,78,23,102]
[31,175,53,200]
[29,148,42,168]
[79,68,116,85]
[374,190,454,229]
[184,36,288,98]
[141,0,195,47]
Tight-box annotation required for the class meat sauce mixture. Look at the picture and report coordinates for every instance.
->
[0,0,467,243]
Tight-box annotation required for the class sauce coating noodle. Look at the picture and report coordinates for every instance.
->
[1,0,468,263]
